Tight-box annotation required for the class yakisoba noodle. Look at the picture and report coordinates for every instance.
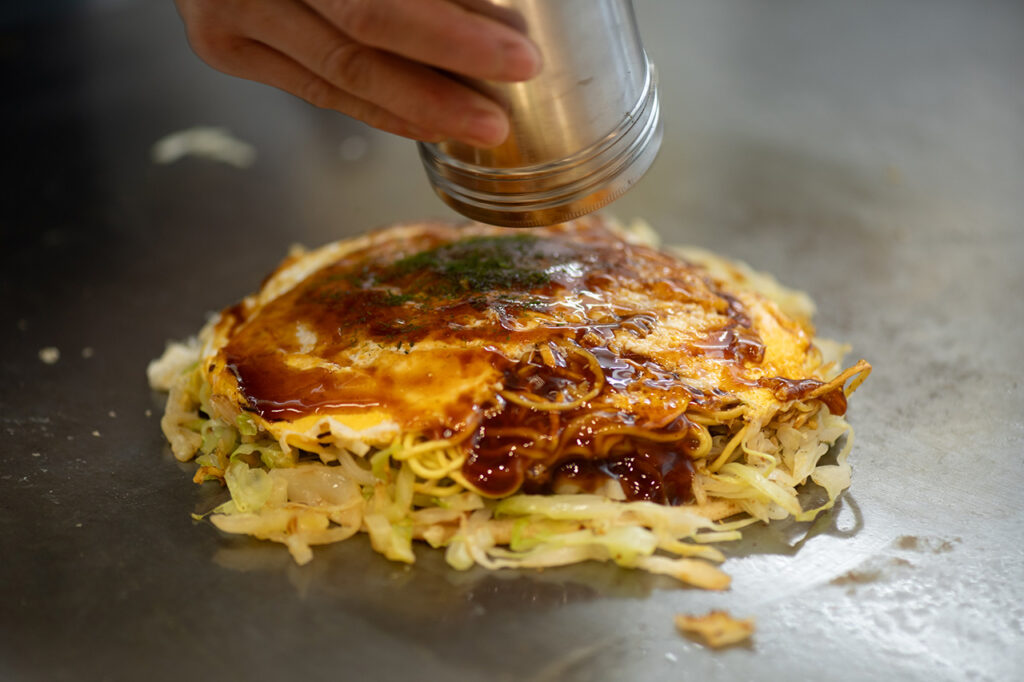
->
[148,216,870,589]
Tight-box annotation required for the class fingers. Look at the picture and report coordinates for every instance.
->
[236,0,511,146]
[198,36,446,142]
[174,0,538,147]
[306,0,541,82]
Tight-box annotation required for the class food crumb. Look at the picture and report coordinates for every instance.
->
[31,452,41,457]
[894,534,958,554]
[675,611,755,649]
[75,523,83,528]
[108,410,117,418]
[91,430,101,437]
[39,347,60,364]
[145,409,153,418]
[151,126,256,168]
[665,652,678,662]
[81,347,95,359]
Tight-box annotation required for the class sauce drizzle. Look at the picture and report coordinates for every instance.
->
[216,219,835,503]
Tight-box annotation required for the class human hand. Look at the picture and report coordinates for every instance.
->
[174,0,542,147]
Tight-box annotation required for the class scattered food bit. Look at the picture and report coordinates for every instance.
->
[81,347,95,359]
[665,652,678,662]
[145,409,153,418]
[831,568,882,586]
[895,534,958,554]
[675,611,755,649]
[151,126,256,168]
[896,535,922,551]
[831,557,913,588]
[91,430,101,437]
[108,410,117,418]
[31,452,41,457]
[39,347,60,364]
[75,523,83,528]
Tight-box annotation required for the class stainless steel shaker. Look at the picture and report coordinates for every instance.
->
[418,0,662,227]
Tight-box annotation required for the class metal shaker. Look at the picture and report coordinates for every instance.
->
[418,0,662,228]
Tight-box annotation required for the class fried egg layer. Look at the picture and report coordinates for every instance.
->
[202,218,831,454]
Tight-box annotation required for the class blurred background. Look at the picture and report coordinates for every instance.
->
[2,1,1022,680]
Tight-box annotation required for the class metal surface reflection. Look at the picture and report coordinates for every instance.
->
[1,1,1022,681]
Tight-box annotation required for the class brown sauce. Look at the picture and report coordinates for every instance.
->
[544,444,697,506]
[460,345,703,500]
[692,326,766,363]
[759,376,848,415]
[218,219,830,504]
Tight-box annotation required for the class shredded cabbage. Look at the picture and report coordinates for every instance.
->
[152,336,862,588]
[223,460,273,513]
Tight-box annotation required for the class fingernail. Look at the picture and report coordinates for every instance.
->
[499,36,542,81]
[462,105,509,148]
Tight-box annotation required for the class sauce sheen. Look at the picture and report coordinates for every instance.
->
[214,219,837,503]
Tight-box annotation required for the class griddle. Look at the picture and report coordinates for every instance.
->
[2,1,1022,680]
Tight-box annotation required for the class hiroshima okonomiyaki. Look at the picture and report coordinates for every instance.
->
[148,216,870,589]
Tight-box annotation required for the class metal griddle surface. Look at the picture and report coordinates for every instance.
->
[1,1,1022,680]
